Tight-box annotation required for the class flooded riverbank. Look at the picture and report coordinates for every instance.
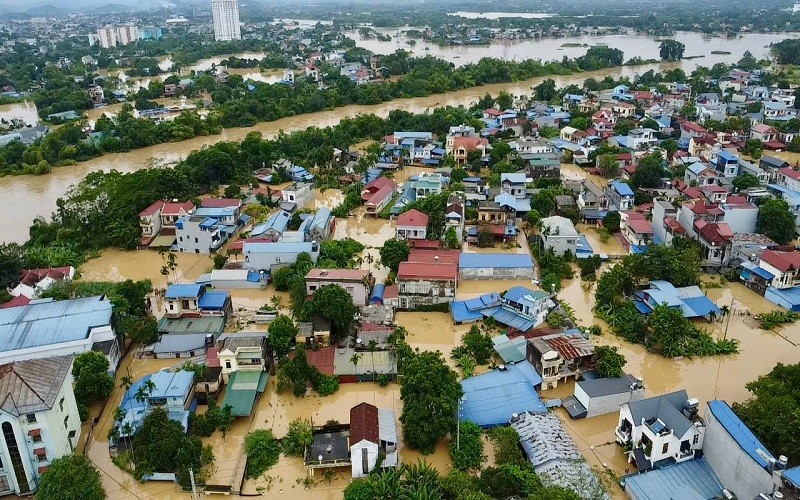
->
[2,62,694,244]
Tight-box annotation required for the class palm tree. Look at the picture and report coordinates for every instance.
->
[349,353,362,379]
[121,421,136,469]
[269,295,284,310]
[367,340,378,381]
[119,375,133,391]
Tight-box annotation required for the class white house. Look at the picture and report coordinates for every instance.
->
[540,216,579,256]
[349,402,398,478]
[10,267,74,299]
[0,355,82,496]
[281,183,314,211]
[615,390,705,471]
[570,374,645,419]
[395,209,429,240]
[243,241,320,273]
[218,336,267,383]
[759,250,800,290]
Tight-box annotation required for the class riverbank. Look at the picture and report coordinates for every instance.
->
[0,60,690,244]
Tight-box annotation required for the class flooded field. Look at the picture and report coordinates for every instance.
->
[332,208,396,248]
[0,101,38,127]
[79,249,212,285]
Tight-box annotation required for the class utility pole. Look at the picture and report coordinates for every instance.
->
[189,468,198,500]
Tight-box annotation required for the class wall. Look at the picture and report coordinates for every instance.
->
[575,384,645,419]
[307,279,369,306]
[723,206,758,234]
[703,408,776,500]
[350,440,379,478]
[543,234,577,256]
[459,267,534,280]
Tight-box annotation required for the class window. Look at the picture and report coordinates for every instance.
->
[194,237,199,244]
[225,361,232,369]
[31,433,42,444]
[0,474,9,493]
[59,397,64,412]
[63,416,69,430]
[26,414,36,424]
[662,443,669,454]
[693,434,699,445]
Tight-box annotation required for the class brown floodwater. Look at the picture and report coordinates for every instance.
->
[2,63,702,244]
[333,207,396,248]
[0,101,39,127]
[79,249,212,286]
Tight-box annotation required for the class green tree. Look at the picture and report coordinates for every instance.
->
[244,429,280,479]
[72,351,115,420]
[125,316,159,345]
[602,211,621,233]
[659,40,686,61]
[479,464,541,499]
[271,266,297,291]
[283,418,313,456]
[533,79,558,102]
[223,184,241,198]
[476,227,494,248]
[757,198,797,245]
[400,351,463,454]
[213,253,227,269]
[630,152,665,188]
[462,325,494,364]
[732,173,762,191]
[309,284,358,341]
[444,227,460,250]
[379,239,410,272]
[613,118,637,136]
[267,314,298,359]
[741,139,764,159]
[37,454,105,500]
[488,426,527,467]
[450,421,484,471]
[594,345,627,378]
[597,153,619,179]
[733,363,800,465]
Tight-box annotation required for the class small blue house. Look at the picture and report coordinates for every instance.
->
[113,370,196,440]
[632,281,720,319]
[460,363,546,428]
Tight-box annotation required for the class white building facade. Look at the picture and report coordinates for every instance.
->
[212,0,241,41]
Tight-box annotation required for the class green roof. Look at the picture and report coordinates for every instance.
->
[221,371,268,417]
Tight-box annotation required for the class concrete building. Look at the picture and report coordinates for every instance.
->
[395,209,429,240]
[526,331,595,389]
[615,390,705,471]
[112,370,195,439]
[651,200,679,246]
[0,356,82,496]
[243,241,320,274]
[281,183,314,212]
[211,0,241,41]
[396,251,459,309]
[564,374,645,419]
[218,336,267,383]
[96,26,116,48]
[115,25,139,46]
[176,215,224,254]
[458,253,534,280]
[540,216,579,256]
[306,269,371,306]
[349,403,398,478]
[0,296,120,372]
[703,400,785,500]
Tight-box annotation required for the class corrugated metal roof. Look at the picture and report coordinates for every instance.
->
[222,371,268,416]
[148,370,194,399]
[165,284,203,299]
[0,355,73,416]
[460,363,545,428]
[783,465,800,489]
[198,291,229,310]
[624,458,723,500]
[0,295,112,352]
[707,400,774,470]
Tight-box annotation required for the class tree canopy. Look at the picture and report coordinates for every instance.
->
[267,314,298,359]
[757,198,797,245]
[380,239,410,272]
[72,351,115,421]
[244,429,281,479]
[659,40,686,61]
[400,350,463,454]
[37,454,105,500]
[594,345,627,378]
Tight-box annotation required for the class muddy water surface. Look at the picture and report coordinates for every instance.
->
[0,101,39,127]
[3,63,700,244]
[79,249,212,286]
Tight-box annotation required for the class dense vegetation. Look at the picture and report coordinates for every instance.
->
[595,242,739,357]
[734,363,800,466]
[36,455,105,500]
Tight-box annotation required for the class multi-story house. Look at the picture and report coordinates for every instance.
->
[577,182,609,215]
[164,284,231,319]
[396,254,458,309]
[541,216,579,256]
[759,250,800,290]
[713,150,739,178]
[361,178,397,216]
[651,200,679,246]
[680,121,707,139]
[522,153,561,180]
[176,215,224,254]
[396,209,429,240]
[411,173,447,199]
[445,125,477,155]
[750,123,779,143]
[526,330,595,389]
[113,370,195,439]
[615,390,705,471]
[0,356,82,496]
[605,180,635,211]
[282,183,314,212]
[763,101,788,120]
[306,269,371,306]
[622,214,654,253]
[696,221,734,267]
[218,336,268,382]
[243,241,320,273]
[684,162,718,187]
[452,136,490,165]
[445,193,465,244]
[500,173,527,198]
[139,200,195,243]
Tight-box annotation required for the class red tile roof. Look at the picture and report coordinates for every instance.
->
[452,136,488,152]
[761,250,800,272]
[397,209,429,228]
[681,121,707,133]
[780,167,800,181]
[300,346,335,376]
[383,284,398,299]
[18,267,73,287]
[139,200,164,216]
[201,198,241,208]
[161,201,195,216]
[0,295,30,309]
[407,249,461,264]
[664,217,686,234]
[397,262,458,281]
[627,218,654,235]
[484,108,502,117]
[363,177,396,196]
[698,223,733,245]
[205,347,220,368]
[349,402,379,445]
[363,185,394,207]
[764,140,786,150]
[409,239,442,250]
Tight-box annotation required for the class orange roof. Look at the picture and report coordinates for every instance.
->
[397,209,429,228]
[761,250,800,272]
[452,136,487,152]
[397,261,458,281]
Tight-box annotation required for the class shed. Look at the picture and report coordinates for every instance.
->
[369,283,385,305]
[221,370,268,417]
[622,458,724,500]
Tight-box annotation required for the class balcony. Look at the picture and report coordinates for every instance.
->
[614,427,631,444]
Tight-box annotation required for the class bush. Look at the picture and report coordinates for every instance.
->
[244,429,280,479]
[212,253,227,269]
[449,421,484,471]
[377,373,391,386]
[488,426,527,467]
[462,325,494,364]
[594,345,627,378]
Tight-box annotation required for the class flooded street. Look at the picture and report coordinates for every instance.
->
[3,62,700,244]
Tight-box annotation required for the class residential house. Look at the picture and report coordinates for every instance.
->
[522,153,560,180]
[361,177,397,216]
[445,124,477,155]
[622,214,654,254]
[736,159,769,183]
[306,269,371,306]
[541,216,579,256]
[477,199,516,224]
[451,136,489,165]
[759,249,800,290]
[512,138,553,155]
[703,400,786,500]
[250,210,291,241]
[445,193,465,243]
[0,356,82,496]
[138,200,195,245]
[577,182,609,219]
[0,295,120,372]
[395,209,429,240]
[631,280,720,320]
[778,167,800,192]
[763,100,788,120]
[750,123,779,143]
[410,172,447,199]
[462,177,487,202]
[500,172,527,198]
[651,200,680,245]
[243,241,320,274]
[218,336,267,383]
[612,128,657,150]
[176,215,224,254]
[112,370,195,439]
[680,121,707,139]
[696,221,734,267]
[10,267,74,299]
[564,374,645,419]
[396,250,459,309]
[615,390,705,471]
[713,150,739,178]
[760,156,790,181]
[684,162,718,187]
[510,412,607,499]
[605,180,635,211]
[458,254,534,281]
[349,403,399,478]
[459,363,546,428]
[281,183,314,212]
[164,284,231,319]
[526,331,595,389]
[560,126,585,143]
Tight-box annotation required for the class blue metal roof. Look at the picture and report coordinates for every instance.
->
[148,370,195,399]
[450,301,485,323]
[707,400,774,470]
[165,284,203,299]
[369,283,385,304]
[504,286,548,304]
[612,180,635,197]
[0,296,113,352]
[682,296,721,318]
[244,241,316,254]
[718,150,738,162]
[765,285,800,311]
[783,465,800,489]
[198,291,229,311]
[459,253,533,269]
[623,458,724,500]
[485,307,536,332]
[460,363,545,428]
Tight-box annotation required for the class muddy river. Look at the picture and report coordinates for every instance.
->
[0,61,721,244]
